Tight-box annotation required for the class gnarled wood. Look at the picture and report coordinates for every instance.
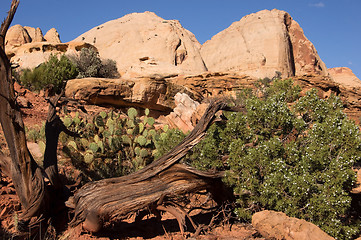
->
[70,100,235,232]
[0,0,47,223]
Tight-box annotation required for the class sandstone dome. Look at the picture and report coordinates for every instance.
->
[72,11,207,77]
[200,9,328,79]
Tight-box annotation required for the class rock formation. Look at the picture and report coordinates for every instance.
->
[44,28,61,43]
[288,19,328,76]
[72,11,207,77]
[5,24,32,48]
[7,42,97,69]
[5,24,69,69]
[162,93,200,133]
[252,210,334,240]
[23,26,44,42]
[64,77,195,114]
[329,67,361,90]
[201,9,328,79]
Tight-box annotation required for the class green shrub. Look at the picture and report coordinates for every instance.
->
[190,79,361,239]
[153,127,186,159]
[70,48,119,79]
[20,54,78,92]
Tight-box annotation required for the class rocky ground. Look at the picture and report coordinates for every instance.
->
[0,83,264,240]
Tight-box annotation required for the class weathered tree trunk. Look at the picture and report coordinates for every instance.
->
[69,101,235,232]
[0,1,48,225]
[0,1,73,231]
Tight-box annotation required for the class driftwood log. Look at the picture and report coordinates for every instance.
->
[69,100,235,233]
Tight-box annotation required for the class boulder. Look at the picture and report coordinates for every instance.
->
[252,210,334,240]
[201,9,328,79]
[72,11,207,77]
[328,67,361,90]
[5,24,32,48]
[24,26,44,42]
[44,28,61,43]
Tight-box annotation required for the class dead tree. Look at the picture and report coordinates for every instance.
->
[69,100,235,233]
[0,0,75,231]
[0,0,47,225]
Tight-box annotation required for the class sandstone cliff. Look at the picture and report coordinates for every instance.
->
[72,11,207,77]
[200,9,328,79]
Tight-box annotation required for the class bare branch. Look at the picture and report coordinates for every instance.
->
[0,0,20,49]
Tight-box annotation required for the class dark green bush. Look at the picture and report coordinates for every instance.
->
[190,79,361,239]
[70,48,119,79]
[20,54,78,92]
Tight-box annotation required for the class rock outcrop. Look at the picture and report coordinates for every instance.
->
[72,11,207,77]
[44,28,61,43]
[288,19,328,76]
[7,42,97,69]
[5,25,32,47]
[23,26,44,42]
[252,210,334,240]
[64,72,361,128]
[64,77,195,114]
[329,67,361,90]
[5,24,69,69]
[161,93,200,133]
[201,9,328,79]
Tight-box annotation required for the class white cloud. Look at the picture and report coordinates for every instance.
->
[309,2,325,8]
[348,61,353,65]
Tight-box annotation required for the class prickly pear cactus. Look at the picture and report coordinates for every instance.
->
[60,107,173,179]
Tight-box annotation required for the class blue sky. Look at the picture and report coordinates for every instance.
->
[2,0,360,78]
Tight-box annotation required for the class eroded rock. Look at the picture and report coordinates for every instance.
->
[44,28,61,43]
[72,11,207,77]
[201,9,328,79]
[65,77,194,114]
[7,41,96,69]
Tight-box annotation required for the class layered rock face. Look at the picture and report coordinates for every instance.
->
[201,9,328,79]
[329,67,361,89]
[64,77,195,114]
[7,42,97,70]
[72,11,207,77]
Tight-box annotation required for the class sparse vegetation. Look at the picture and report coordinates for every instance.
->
[69,48,120,79]
[19,54,78,92]
[18,48,119,93]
